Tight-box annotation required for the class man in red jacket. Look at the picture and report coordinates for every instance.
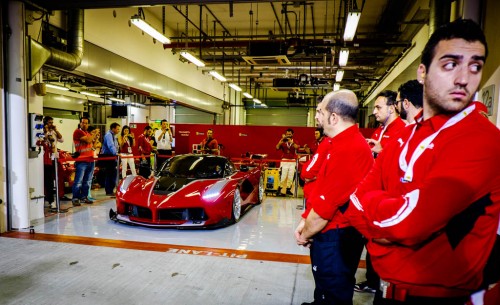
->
[295,89,374,305]
[347,19,500,305]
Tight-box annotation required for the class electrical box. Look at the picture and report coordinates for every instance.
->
[29,113,44,150]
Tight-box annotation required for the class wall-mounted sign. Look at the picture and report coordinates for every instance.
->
[480,84,495,115]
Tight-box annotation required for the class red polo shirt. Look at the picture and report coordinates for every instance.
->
[370,116,406,148]
[303,125,373,232]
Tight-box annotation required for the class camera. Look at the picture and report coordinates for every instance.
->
[282,137,289,142]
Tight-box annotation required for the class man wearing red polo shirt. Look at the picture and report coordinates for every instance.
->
[295,89,373,305]
[347,19,500,305]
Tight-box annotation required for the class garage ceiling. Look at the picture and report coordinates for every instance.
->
[28,0,429,103]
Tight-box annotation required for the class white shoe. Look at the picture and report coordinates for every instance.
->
[50,202,57,209]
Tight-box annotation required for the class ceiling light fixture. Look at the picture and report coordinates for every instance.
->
[109,97,126,103]
[335,70,345,82]
[45,83,69,91]
[339,49,349,67]
[209,70,227,82]
[130,14,171,44]
[243,92,253,99]
[333,83,340,91]
[228,83,242,91]
[343,11,361,41]
[80,91,101,98]
[180,51,205,67]
[253,98,262,104]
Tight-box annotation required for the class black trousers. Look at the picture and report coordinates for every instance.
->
[309,226,364,305]
[43,163,55,203]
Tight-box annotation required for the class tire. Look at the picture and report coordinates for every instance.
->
[257,175,264,204]
[231,188,242,223]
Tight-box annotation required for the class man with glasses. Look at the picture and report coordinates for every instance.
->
[396,80,423,124]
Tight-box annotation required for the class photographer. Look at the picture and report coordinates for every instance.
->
[275,128,300,196]
[118,125,137,178]
[154,119,173,168]
[42,116,64,210]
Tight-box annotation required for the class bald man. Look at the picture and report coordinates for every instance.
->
[295,90,374,305]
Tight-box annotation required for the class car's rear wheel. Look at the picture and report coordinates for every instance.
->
[257,175,264,204]
[232,188,242,222]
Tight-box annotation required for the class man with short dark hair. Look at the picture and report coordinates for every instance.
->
[295,90,373,305]
[72,117,98,206]
[276,128,300,196]
[367,90,406,155]
[41,116,63,209]
[397,80,423,124]
[137,125,153,178]
[348,19,500,304]
[100,122,121,196]
[200,129,219,155]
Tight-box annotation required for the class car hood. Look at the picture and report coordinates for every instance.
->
[153,176,195,195]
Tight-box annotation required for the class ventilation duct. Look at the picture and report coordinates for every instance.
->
[27,9,84,79]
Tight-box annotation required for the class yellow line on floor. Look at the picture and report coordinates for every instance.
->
[2,231,366,268]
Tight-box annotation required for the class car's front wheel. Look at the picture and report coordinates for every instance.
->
[232,188,242,222]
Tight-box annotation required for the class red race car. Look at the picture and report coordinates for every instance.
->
[109,154,264,228]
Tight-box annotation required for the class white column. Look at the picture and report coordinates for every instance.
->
[6,1,30,229]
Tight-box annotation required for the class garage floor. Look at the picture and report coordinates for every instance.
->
[0,189,374,305]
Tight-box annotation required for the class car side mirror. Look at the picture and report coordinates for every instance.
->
[240,164,249,172]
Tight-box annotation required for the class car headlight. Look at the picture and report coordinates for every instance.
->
[202,180,229,200]
[119,175,136,194]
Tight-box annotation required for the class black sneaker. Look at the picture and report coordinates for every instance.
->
[286,188,293,196]
[80,197,94,204]
[72,198,81,206]
[354,281,376,293]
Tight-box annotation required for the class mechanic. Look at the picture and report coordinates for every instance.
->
[155,119,173,168]
[300,127,328,208]
[366,90,406,156]
[41,116,63,210]
[295,89,373,305]
[200,128,219,155]
[355,89,407,294]
[303,127,324,156]
[347,19,500,305]
[137,125,153,177]
[100,122,121,197]
[275,128,300,196]
[396,80,423,125]
[72,117,98,206]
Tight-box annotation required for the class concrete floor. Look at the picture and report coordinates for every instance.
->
[0,189,375,305]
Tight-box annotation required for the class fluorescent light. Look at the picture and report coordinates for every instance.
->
[335,70,345,82]
[209,70,227,82]
[130,16,171,44]
[243,92,253,99]
[343,11,361,41]
[109,97,126,103]
[339,48,349,67]
[333,83,340,91]
[228,83,242,91]
[80,91,101,98]
[253,98,262,104]
[261,104,268,108]
[180,51,205,67]
[45,83,69,91]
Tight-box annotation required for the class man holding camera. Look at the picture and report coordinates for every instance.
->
[276,128,300,196]
[41,116,63,210]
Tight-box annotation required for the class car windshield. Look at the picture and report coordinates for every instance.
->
[159,155,226,179]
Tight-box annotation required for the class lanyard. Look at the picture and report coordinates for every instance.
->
[399,104,475,182]
[377,125,387,142]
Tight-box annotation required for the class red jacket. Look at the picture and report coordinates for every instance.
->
[303,125,373,232]
[370,116,406,148]
[348,105,500,294]
[300,138,331,200]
